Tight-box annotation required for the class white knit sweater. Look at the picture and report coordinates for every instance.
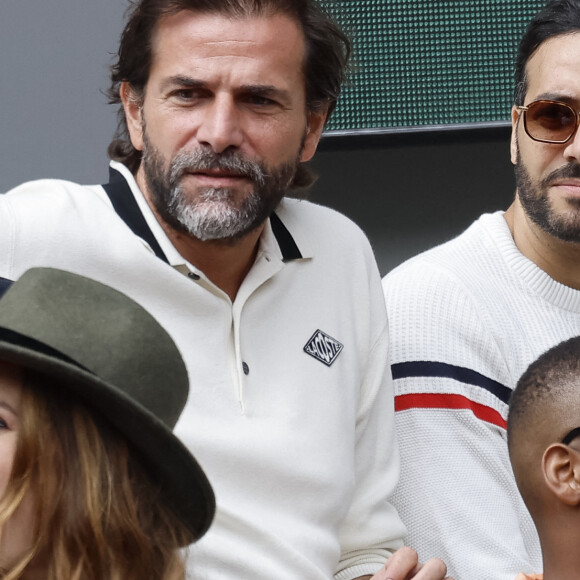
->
[383,211,580,580]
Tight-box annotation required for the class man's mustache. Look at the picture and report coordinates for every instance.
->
[169,150,266,186]
[543,162,580,187]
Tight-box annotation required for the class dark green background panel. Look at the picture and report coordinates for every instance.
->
[322,0,547,131]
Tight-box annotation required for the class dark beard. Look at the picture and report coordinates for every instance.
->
[515,149,580,243]
[142,139,300,242]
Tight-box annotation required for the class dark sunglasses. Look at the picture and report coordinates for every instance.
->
[516,99,580,144]
[561,426,580,446]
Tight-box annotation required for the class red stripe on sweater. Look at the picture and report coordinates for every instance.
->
[395,393,507,429]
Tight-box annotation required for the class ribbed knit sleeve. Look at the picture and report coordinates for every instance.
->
[382,212,580,580]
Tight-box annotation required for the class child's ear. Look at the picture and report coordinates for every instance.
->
[543,444,580,506]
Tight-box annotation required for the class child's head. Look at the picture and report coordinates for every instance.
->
[508,336,580,539]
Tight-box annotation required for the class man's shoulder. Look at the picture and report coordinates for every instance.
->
[0,178,122,261]
[384,211,506,291]
[3,177,110,214]
[276,198,380,277]
[278,197,366,231]
[276,197,372,255]
[383,212,519,385]
[382,211,518,340]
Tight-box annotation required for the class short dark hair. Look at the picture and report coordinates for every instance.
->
[508,335,580,450]
[514,0,580,105]
[107,0,351,175]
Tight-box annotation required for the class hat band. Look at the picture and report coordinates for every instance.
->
[0,327,91,374]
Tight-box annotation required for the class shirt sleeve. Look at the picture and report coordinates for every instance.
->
[382,261,541,580]
[335,269,406,580]
[0,180,114,281]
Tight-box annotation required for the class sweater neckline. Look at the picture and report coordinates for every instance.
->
[482,211,580,313]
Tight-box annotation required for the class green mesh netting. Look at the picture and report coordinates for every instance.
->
[321,0,547,131]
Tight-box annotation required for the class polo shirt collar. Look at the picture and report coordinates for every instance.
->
[105,161,310,267]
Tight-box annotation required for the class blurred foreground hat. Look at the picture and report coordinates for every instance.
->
[0,268,214,543]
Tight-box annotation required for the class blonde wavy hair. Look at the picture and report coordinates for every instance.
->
[0,370,190,580]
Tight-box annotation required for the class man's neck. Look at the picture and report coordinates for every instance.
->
[504,199,580,291]
[163,224,264,301]
[135,169,264,301]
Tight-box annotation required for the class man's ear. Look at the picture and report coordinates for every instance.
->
[120,82,145,152]
[543,443,580,506]
[300,107,328,163]
[510,105,520,166]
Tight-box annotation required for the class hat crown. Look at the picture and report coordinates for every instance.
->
[0,268,188,428]
[0,268,214,541]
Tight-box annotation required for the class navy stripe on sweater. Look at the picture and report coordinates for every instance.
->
[391,360,511,405]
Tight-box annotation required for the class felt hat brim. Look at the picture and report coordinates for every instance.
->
[0,269,215,543]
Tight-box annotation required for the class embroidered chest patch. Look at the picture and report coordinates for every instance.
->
[303,330,344,367]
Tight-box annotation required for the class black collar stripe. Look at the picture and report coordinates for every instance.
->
[270,213,302,261]
[102,167,169,264]
[102,167,302,263]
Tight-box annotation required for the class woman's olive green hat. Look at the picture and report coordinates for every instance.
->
[0,267,215,543]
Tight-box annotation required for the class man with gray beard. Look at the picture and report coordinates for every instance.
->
[382,1,580,579]
[142,137,297,243]
[0,1,450,579]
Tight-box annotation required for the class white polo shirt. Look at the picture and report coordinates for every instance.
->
[0,161,405,579]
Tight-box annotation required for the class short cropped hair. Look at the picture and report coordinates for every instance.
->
[514,0,580,105]
[107,0,351,173]
[508,335,580,450]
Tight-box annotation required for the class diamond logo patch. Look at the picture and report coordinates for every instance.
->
[303,330,343,367]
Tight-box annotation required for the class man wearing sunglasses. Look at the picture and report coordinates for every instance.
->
[508,336,580,580]
[382,0,580,579]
